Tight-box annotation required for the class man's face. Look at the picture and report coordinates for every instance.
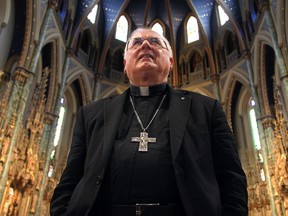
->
[123,29,173,87]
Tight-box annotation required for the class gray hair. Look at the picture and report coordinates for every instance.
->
[124,27,173,57]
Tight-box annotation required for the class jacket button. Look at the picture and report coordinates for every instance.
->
[96,175,102,185]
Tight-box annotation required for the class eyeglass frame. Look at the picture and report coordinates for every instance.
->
[125,37,169,51]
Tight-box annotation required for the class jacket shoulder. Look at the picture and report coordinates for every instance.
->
[83,94,122,110]
[172,89,216,103]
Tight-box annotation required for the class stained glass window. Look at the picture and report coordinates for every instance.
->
[152,22,164,36]
[115,15,128,42]
[87,4,98,24]
[218,5,229,26]
[187,16,199,43]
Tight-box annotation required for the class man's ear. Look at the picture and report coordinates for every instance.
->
[169,57,174,68]
[168,57,174,77]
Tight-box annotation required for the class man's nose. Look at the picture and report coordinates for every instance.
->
[141,39,151,49]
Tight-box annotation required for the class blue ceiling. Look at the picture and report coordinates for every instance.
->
[69,0,245,73]
[73,0,244,43]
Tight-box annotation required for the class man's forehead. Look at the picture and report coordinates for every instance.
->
[132,30,161,38]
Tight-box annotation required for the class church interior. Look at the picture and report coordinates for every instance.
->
[0,0,287,215]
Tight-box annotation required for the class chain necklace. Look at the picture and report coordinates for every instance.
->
[130,93,167,152]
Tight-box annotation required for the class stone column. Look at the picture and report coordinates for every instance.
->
[34,48,72,215]
[262,117,275,162]
[244,51,277,215]
[211,74,221,101]
[92,73,103,101]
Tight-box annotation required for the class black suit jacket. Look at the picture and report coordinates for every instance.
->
[50,86,248,216]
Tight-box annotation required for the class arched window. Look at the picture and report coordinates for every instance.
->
[226,33,235,54]
[189,52,202,72]
[49,98,66,178]
[87,4,98,24]
[53,100,66,147]
[112,49,124,72]
[187,16,199,43]
[250,0,258,23]
[218,5,229,26]
[152,22,164,36]
[249,99,261,151]
[115,15,128,42]
[80,29,91,53]
[248,98,265,181]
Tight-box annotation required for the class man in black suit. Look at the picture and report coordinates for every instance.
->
[50,27,248,216]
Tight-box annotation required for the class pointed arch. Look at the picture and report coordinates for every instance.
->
[52,85,79,181]
[80,29,92,53]
[0,0,14,68]
[222,30,240,66]
[40,42,57,113]
[189,51,202,73]
[186,15,199,43]
[112,47,125,72]
[115,15,128,42]
[87,4,98,24]
[217,5,229,26]
[151,21,164,36]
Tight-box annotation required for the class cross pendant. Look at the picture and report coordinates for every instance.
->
[131,131,156,152]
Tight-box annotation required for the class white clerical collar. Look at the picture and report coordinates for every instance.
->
[139,86,149,96]
[130,83,167,96]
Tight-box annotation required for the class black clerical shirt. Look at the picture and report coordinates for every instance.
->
[103,84,181,205]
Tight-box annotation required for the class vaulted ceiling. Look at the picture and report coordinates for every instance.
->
[73,0,245,48]
[67,0,249,85]
[10,0,252,90]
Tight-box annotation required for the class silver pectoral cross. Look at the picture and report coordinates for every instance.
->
[131,131,156,152]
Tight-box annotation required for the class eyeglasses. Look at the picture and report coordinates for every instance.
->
[126,37,168,50]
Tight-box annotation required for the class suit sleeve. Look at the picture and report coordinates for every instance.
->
[50,106,87,216]
[211,100,248,216]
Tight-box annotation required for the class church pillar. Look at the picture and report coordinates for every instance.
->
[244,51,278,216]
[0,69,31,202]
[92,73,103,101]
[211,74,221,101]
[258,0,288,109]
[28,4,54,73]
[0,2,55,203]
[212,43,222,101]
[0,70,11,130]
[165,1,179,89]
[262,117,275,162]
[34,48,72,215]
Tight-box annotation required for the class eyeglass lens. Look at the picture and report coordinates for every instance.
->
[128,37,167,49]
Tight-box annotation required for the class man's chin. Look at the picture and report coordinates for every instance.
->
[137,61,156,68]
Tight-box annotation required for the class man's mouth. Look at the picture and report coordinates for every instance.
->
[138,53,154,60]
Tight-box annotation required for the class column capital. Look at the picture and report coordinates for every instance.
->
[95,73,103,82]
[13,67,33,83]
[241,50,251,60]
[48,0,59,9]
[0,69,7,81]
[211,74,220,83]
[1,22,7,28]
[44,112,57,125]
[261,116,274,129]
[257,0,269,13]
[66,47,74,57]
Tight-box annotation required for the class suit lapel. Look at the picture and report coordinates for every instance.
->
[102,90,128,169]
[169,88,191,162]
